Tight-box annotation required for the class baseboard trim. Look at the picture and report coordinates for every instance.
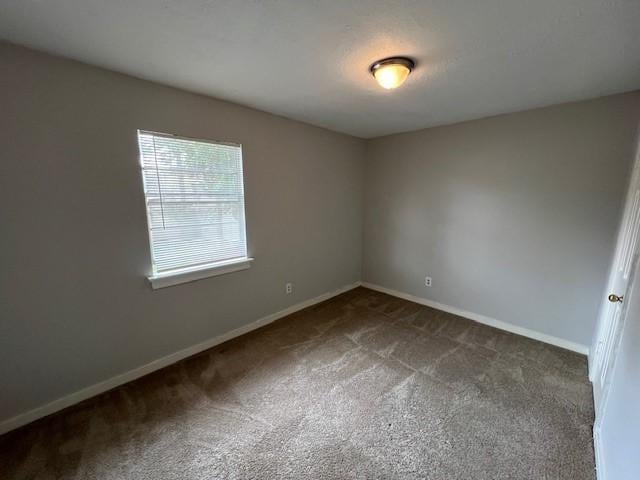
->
[361,282,589,355]
[593,426,605,480]
[0,281,361,436]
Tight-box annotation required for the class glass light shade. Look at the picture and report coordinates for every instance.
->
[370,57,414,90]
[373,64,411,89]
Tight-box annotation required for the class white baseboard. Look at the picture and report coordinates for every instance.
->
[361,282,589,355]
[594,426,606,480]
[0,281,361,436]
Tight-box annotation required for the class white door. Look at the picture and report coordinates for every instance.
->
[591,141,640,418]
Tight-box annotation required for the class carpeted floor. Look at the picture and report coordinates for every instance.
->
[0,287,595,479]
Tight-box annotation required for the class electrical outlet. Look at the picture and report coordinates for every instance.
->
[425,276,432,287]
[285,282,293,294]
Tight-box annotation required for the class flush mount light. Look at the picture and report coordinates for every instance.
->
[370,57,415,90]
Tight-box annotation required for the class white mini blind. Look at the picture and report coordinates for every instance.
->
[137,131,248,275]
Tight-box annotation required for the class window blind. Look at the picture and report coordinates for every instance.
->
[137,131,248,275]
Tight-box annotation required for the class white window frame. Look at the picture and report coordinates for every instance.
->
[137,130,252,289]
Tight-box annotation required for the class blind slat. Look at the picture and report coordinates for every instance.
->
[138,130,248,274]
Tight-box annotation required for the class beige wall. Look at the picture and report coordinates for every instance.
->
[0,43,365,422]
[364,93,640,347]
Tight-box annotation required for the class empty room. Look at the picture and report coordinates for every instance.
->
[1,1,640,479]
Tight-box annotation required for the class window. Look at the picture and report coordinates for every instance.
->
[137,130,251,289]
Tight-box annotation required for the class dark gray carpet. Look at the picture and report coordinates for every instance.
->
[0,287,595,479]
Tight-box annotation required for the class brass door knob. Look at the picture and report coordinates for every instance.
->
[608,294,624,303]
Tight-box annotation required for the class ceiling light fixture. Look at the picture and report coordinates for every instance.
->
[370,57,415,90]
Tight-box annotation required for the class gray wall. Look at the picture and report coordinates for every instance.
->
[0,43,365,422]
[2,39,639,430]
[364,93,640,347]
[599,255,640,479]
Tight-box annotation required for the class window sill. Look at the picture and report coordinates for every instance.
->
[148,257,254,289]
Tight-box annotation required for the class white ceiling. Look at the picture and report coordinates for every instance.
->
[1,1,639,138]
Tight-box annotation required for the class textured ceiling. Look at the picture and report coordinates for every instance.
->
[1,1,639,138]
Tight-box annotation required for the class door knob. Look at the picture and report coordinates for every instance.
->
[608,294,624,303]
